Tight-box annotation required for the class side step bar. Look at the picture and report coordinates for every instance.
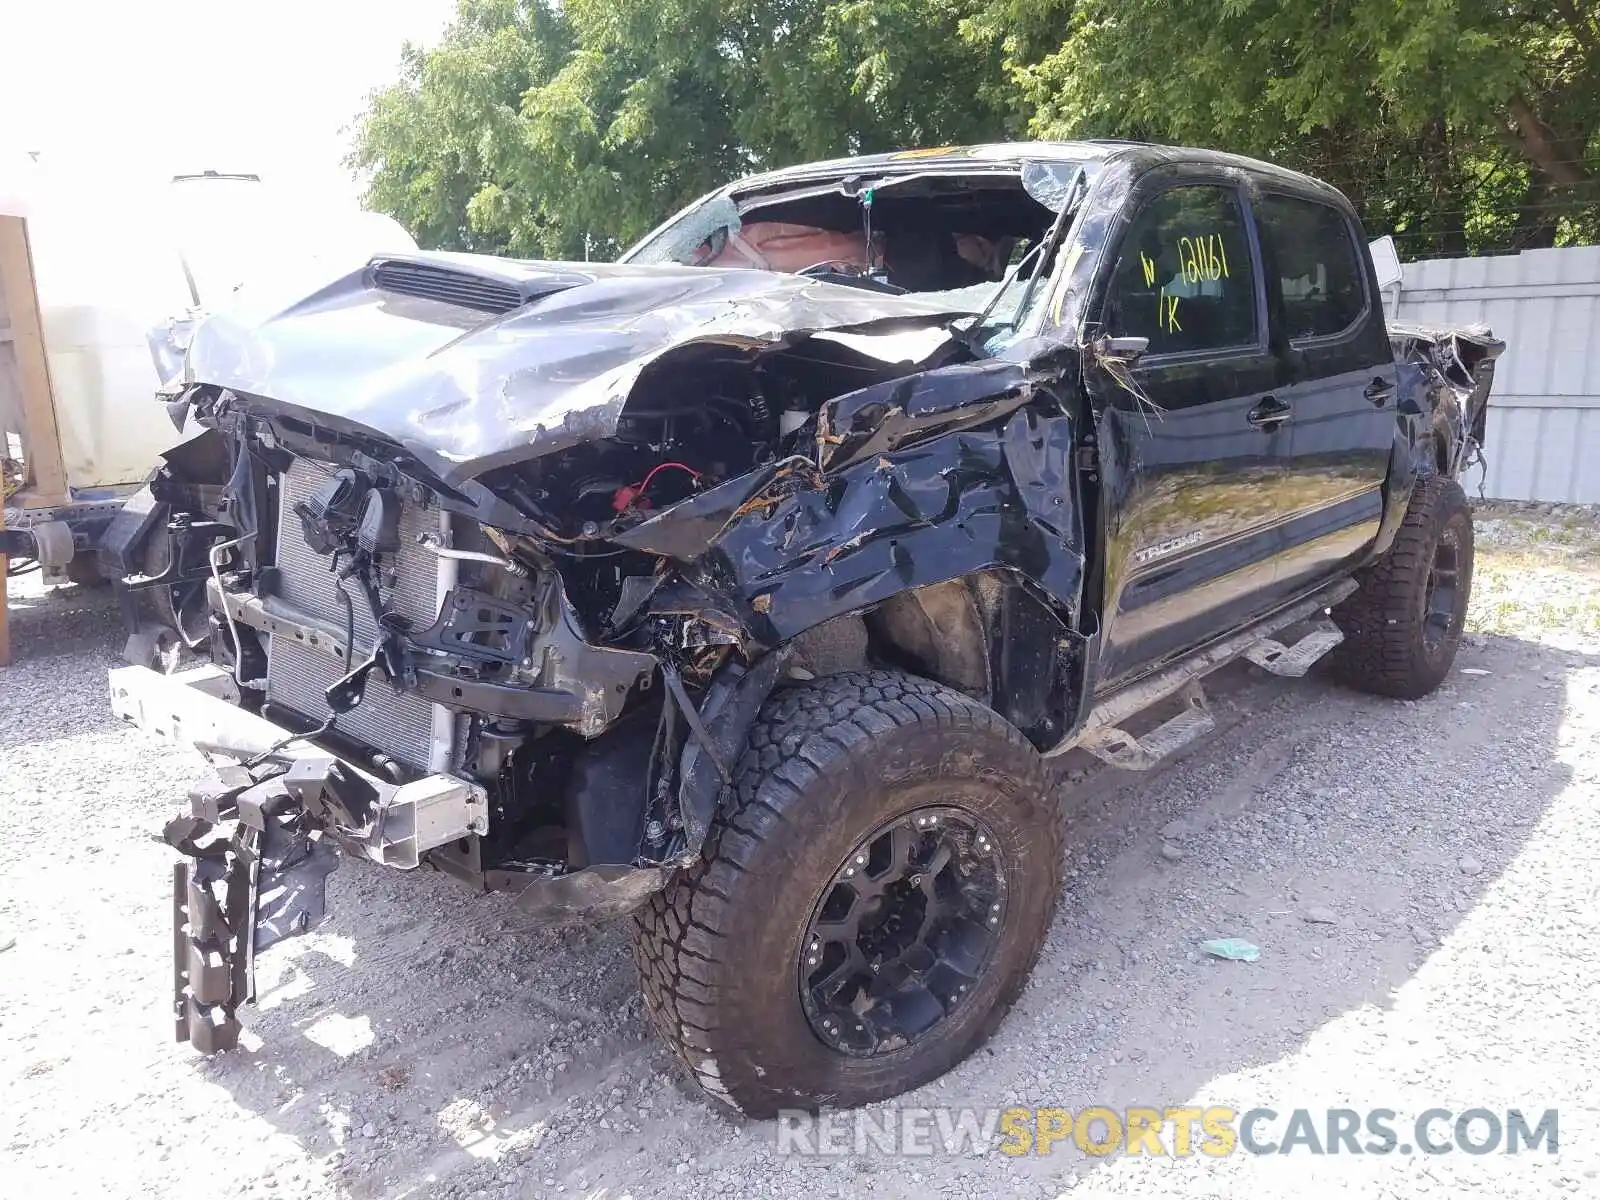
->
[1057,580,1356,770]
[1243,618,1345,678]
[1080,681,1215,771]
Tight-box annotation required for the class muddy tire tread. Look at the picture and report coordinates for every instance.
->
[1330,475,1473,700]
[631,669,1057,1113]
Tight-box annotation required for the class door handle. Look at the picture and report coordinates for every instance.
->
[1364,377,1396,407]
[1246,396,1291,429]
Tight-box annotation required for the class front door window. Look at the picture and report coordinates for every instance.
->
[1104,185,1259,355]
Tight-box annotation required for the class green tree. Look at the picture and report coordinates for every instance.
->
[352,0,576,253]
[351,0,1599,259]
[350,0,1013,258]
[1006,0,1600,252]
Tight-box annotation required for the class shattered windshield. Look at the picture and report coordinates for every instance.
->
[622,165,1082,310]
[954,161,1092,353]
[627,194,746,270]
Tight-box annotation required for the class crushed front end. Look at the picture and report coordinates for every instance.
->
[108,235,1090,1051]
[111,401,746,1048]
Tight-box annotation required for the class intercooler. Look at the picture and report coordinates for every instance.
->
[265,459,445,771]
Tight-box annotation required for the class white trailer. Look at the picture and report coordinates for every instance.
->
[0,158,415,660]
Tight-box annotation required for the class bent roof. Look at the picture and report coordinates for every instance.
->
[727,139,1334,198]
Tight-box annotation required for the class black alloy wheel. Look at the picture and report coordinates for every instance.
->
[1421,525,1463,654]
[1330,475,1476,699]
[799,806,1007,1056]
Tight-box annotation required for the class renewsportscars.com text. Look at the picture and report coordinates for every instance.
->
[776,1106,1560,1158]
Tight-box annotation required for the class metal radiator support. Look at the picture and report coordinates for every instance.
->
[267,459,445,771]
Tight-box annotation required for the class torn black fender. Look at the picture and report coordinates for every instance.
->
[1389,321,1505,473]
[103,426,238,660]
[1367,322,1507,553]
[610,353,1090,800]
[676,650,789,852]
[614,365,1085,650]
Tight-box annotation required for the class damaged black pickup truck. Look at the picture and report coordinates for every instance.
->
[108,140,1502,1116]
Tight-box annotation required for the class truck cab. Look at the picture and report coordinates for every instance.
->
[1067,154,1406,686]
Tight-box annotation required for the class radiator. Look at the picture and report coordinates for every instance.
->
[265,459,443,771]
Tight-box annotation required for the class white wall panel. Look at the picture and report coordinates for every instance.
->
[1393,247,1600,502]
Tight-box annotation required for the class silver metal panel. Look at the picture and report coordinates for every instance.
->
[274,459,442,639]
[266,459,442,769]
[268,638,437,771]
[1393,246,1600,503]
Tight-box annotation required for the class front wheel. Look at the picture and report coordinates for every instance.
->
[1330,476,1475,699]
[632,670,1062,1116]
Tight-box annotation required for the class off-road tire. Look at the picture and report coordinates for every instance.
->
[632,669,1061,1117]
[1329,475,1474,699]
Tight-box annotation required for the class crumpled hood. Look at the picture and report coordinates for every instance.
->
[179,251,967,482]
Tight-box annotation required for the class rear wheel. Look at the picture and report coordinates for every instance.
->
[631,669,1061,1116]
[1330,476,1474,699]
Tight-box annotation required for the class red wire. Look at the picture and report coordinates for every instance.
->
[613,461,702,513]
[635,461,701,492]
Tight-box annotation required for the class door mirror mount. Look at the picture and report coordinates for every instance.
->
[1369,235,1403,291]
[1092,334,1150,362]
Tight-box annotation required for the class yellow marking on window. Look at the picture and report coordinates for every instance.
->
[1156,289,1182,333]
[1177,233,1231,284]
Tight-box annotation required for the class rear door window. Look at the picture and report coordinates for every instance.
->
[1103,185,1259,355]
[1256,194,1367,340]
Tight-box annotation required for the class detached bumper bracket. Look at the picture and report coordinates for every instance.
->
[117,662,491,1054]
[110,664,489,868]
[167,797,342,1052]
[170,820,257,1054]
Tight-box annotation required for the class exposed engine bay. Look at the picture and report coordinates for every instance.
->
[131,294,1055,897]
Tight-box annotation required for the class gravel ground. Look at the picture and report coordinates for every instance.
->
[3,504,1598,1199]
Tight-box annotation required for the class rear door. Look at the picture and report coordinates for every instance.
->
[1090,176,1297,686]
[1254,191,1396,593]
